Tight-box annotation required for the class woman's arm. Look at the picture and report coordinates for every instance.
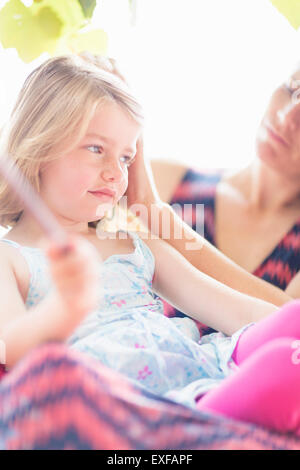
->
[144,236,277,336]
[284,272,300,298]
[126,140,292,307]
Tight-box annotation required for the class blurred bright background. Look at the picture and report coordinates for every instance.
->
[2,0,300,236]
[1,0,300,170]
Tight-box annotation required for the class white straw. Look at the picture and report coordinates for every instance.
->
[0,155,68,248]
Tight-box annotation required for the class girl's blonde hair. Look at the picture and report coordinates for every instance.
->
[0,53,143,228]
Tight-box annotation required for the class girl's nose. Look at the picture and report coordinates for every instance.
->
[100,161,124,183]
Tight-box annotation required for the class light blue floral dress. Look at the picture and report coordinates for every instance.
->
[1,231,254,408]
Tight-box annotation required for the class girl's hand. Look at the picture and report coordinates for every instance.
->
[44,235,102,328]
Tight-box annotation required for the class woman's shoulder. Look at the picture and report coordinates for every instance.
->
[150,159,229,204]
[150,159,189,203]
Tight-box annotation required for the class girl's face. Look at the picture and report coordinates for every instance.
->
[40,101,141,225]
[256,68,300,178]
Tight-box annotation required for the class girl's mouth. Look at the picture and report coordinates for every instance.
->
[88,191,114,202]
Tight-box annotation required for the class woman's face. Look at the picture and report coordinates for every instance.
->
[39,101,141,225]
[256,68,300,178]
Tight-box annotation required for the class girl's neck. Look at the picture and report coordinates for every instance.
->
[6,212,95,247]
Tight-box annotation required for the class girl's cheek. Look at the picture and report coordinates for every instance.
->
[71,166,98,191]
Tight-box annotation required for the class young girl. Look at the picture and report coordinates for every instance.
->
[1,54,300,438]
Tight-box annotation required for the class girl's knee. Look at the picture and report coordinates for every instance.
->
[252,336,300,371]
[277,300,300,322]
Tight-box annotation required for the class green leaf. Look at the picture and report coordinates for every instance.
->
[270,0,300,29]
[0,0,63,62]
[78,0,97,19]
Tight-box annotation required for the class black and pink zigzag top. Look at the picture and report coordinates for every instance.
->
[163,167,300,336]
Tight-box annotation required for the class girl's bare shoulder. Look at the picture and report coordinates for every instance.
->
[134,231,172,258]
[0,237,31,303]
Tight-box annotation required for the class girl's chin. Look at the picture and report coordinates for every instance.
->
[95,202,115,218]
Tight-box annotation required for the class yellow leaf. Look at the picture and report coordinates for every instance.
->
[270,0,300,29]
[35,6,63,39]
[30,0,86,36]
[0,0,63,62]
[67,28,108,55]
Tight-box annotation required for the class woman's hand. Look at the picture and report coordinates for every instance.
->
[126,137,166,232]
[45,235,102,330]
[126,137,161,208]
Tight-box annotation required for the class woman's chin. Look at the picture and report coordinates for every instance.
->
[256,140,280,167]
[256,142,300,178]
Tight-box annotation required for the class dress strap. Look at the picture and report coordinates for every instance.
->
[119,230,155,282]
[0,238,52,308]
[0,239,22,249]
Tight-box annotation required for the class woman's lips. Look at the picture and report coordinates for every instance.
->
[265,125,289,147]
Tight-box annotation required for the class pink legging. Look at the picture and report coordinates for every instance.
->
[197,300,300,435]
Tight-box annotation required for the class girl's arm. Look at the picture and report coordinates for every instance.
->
[1,290,71,371]
[126,140,291,307]
[153,203,291,307]
[0,249,66,370]
[0,237,101,370]
[144,236,278,336]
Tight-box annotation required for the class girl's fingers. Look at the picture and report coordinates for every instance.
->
[45,240,76,260]
[46,237,100,264]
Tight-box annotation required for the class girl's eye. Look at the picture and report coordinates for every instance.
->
[87,145,103,154]
[120,156,135,166]
[86,146,135,166]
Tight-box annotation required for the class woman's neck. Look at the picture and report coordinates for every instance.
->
[242,160,300,212]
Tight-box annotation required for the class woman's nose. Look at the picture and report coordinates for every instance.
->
[278,100,300,131]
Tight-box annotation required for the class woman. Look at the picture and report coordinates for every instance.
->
[148,66,300,332]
